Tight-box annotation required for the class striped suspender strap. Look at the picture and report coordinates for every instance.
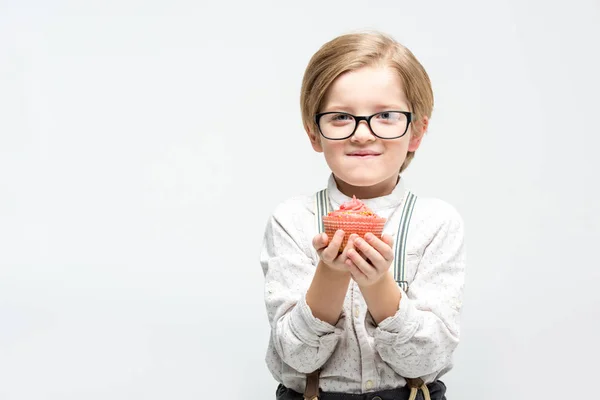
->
[315,189,330,234]
[394,190,417,292]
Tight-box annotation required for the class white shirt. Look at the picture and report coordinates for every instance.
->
[260,174,466,394]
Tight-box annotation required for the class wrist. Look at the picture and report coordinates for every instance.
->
[360,271,397,292]
[318,260,352,278]
[359,272,402,324]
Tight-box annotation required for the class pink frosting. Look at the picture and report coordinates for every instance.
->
[339,196,371,212]
[328,195,378,217]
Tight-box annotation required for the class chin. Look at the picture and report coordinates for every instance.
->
[335,172,388,188]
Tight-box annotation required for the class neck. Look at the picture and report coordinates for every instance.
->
[333,174,399,199]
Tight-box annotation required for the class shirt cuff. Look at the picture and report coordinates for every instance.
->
[289,294,342,346]
[376,291,422,342]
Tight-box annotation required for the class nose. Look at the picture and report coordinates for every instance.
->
[350,120,376,143]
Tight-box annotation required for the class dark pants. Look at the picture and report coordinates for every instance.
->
[276,381,447,400]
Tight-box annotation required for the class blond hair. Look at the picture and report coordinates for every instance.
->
[300,31,434,172]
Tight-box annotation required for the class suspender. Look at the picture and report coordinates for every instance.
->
[394,191,417,292]
[314,188,331,235]
[314,188,417,292]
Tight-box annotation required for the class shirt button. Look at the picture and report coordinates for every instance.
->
[365,380,373,389]
[354,306,360,318]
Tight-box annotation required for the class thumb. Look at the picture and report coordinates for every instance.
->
[313,233,328,250]
[321,233,329,247]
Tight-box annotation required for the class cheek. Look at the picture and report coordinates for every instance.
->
[385,140,410,156]
[382,142,411,169]
[321,142,345,159]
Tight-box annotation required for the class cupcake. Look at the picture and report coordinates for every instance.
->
[323,195,387,251]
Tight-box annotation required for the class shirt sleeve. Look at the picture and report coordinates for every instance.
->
[372,202,466,378]
[260,207,345,374]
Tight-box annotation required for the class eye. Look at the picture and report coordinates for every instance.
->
[330,113,352,121]
[322,113,354,126]
[375,111,403,123]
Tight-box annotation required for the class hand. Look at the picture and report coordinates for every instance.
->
[345,233,395,287]
[312,230,356,273]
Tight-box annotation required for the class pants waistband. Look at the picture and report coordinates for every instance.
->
[276,380,446,400]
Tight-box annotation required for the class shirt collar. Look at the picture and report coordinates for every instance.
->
[326,173,407,212]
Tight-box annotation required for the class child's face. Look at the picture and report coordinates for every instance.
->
[308,65,425,194]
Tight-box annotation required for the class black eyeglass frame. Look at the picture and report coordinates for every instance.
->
[314,111,413,140]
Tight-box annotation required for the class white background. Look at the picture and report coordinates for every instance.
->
[1,1,599,399]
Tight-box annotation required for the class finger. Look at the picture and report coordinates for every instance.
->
[347,248,376,278]
[322,230,344,262]
[345,258,367,281]
[339,233,358,260]
[354,236,386,267]
[364,233,395,262]
[342,233,359,253]
[381,233,394,247]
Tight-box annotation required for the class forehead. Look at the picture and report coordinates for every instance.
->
[322,66,408,111]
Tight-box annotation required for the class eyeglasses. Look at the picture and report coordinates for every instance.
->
[314,111,412,140]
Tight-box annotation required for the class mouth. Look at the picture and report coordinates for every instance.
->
[347,151,382,158]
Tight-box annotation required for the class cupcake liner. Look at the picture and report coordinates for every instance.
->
[322,216,386,251]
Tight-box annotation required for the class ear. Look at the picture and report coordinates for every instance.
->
[306,126,323,153]
[408,116,429,152]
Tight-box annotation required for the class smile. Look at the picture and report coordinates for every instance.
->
[347,153,381,158]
